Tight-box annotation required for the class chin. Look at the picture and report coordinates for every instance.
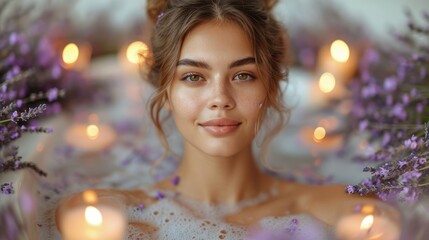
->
[195,141,249,158]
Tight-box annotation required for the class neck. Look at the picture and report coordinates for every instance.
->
[173,144,272,204]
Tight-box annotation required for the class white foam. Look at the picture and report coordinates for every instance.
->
[125,190,334,239]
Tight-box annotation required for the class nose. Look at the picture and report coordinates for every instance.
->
[207,81,235,110]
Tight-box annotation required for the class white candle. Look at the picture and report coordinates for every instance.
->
[336,213,400,240]
[60,204,126,240]
[65,123,116,152]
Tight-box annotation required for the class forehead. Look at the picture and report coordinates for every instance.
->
[179,20,254,61]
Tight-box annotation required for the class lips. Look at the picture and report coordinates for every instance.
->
[199,118,241,136]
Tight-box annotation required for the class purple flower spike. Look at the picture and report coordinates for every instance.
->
[171,175,180,186]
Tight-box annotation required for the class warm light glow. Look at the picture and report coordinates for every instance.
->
[319,72,336,93]
[85,206,103,226]
[360,215,374,231]
[361,205,375,215]
[330,39,350,63]
[313,127,326,142]
[86,124,99,140]
[88,114,99,124]
[83,190,98,204]
[62,43,79,64]
[126,41,149,64]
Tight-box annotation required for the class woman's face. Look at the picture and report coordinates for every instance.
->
[167,20,267,157]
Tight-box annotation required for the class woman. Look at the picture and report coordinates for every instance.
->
[57,0,382,239]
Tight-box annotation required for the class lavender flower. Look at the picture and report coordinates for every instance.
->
[1,182,14,195]
[0,1,72,193]
[344,11,429,202]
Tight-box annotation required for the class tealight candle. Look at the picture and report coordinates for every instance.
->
[335,204,400,240]
[65,123,116,153]
[299,126,342,151]
[60,204,126,240]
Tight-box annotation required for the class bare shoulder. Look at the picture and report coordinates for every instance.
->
[252,180,381,225]
[286,183,381,226]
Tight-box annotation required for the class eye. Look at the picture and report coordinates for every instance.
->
[233,72,255,81]
[182,73,204,82]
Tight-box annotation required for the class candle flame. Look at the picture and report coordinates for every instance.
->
[126,41,149,64]
[313,127,326,142]
[319,72,336,93]
[83,190,98,204]
[361,205,375,215]
[86,124,99,140]
[62,43,79,64]
[85,206,103,226]
[330,39,350,63]
[360,214,374,230]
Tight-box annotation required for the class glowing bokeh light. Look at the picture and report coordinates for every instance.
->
[319,72,336,93]
[313,127,326,142]
[85,206,103,226]
[62,43,79,64]
[330,39,350,63]
[126,41,149,64]
[86,124,99,140]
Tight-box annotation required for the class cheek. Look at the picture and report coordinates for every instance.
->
[237,90,265,118]
[170,87,202,118]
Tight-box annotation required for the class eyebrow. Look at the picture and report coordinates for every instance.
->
[176,57,256,70]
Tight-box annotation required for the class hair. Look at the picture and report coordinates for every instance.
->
[145,0,290,169]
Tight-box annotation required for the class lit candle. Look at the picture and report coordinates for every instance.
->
[319,72,336,94]
[65,115,116,153]
[313,126,326,143]
[308,71,347,107]
[61,42,92,71]
[317,39,358,81]
[119,40,149,75]
[299,122,342,151]
[335,204,400,240]
[60,204,126,240]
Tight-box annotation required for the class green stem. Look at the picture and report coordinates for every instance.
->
[0,118,12,125]
[417,165,429,172]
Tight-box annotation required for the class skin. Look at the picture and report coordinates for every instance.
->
[57,20,383,234]
[165,20,269,204]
